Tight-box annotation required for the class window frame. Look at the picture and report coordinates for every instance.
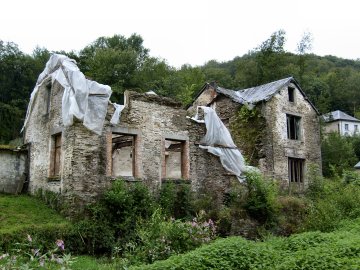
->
[286,114,302,140]
[288,157,304,183]
[162,137,189,180]
[110,133,138,178]
[49,133,62,177]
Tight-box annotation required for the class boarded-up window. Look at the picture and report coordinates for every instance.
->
[288,158,304,183]
[163,139,188,179]
[50,133,62,176]
[112,134,136,177]
[287,114,301,140]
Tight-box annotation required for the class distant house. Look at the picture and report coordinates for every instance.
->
[322,110,360,136]
[189,77,322,188]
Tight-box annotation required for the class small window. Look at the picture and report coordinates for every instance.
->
[288,87,295,102]
[163,139,188,179]
[287,114,301,140]
[46,85,51,114]
[345,124,349,131]
[355,125,358,132]
[111,133,136,177]
[288,158,304,183]
[50,133,62,176]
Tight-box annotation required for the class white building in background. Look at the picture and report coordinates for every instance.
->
[322,110,360,136]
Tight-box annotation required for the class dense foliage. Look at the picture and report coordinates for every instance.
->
[2,31,360,144]
[3,169,360,269]
[131,218,360,270]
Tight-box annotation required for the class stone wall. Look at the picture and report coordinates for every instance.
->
[24,80,64,194]
[105,91,190,190]
[263,83,322,186]
[0,147,27,194]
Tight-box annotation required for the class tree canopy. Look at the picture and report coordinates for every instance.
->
[2,31,360,144]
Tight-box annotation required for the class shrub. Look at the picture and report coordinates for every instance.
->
[303,176,360,232]
[244,172,279,225]
[103,180,156,240]
[131,218,360,270]
[277,195,308,235]
[158,182,194,219]
[121,209,217,266]
[321,132,357,177]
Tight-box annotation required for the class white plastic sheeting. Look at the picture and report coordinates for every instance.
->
[22,54,123,135]
[192,106,255,182]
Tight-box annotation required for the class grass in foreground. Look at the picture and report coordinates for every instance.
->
[0,194,69,234]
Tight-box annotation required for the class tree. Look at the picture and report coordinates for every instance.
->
[0,41,41,143]
[78,34,150,101]
[254,30,289,84]
[321,132,357,177]
[296,32,313,82]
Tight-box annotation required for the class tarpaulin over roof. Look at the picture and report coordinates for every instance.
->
[214,77,319,114]
[22,54,124,135]
[192,106,256,182]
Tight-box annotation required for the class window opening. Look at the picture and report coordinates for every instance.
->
[345,123,349,131]
[287,114,301,140]
[111,134,136,177]
[50,133,62,176]
[288,87,295,102]
[164,139,185,179]
[288,158,304,183]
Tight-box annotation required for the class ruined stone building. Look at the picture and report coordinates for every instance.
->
[189,77,322,188]
[18,55,321,209]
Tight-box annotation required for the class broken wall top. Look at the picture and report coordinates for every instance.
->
[125,91,183,108]
[22,54,112,135]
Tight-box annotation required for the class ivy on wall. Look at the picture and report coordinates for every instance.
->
[229,105,266,166]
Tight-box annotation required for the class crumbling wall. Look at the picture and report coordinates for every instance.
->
[187,119,237,202]
[24,80,64,194]
[61,121,108,210]
[187,84,217,115]
[0,148,27,194]
[104,91,190,190]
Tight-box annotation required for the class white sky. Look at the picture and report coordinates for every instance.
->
[1,0,359,67]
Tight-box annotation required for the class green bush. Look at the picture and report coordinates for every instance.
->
[321,132,357,177]
[244,172,279,225]
[303,177,360,232]
[131,218,360,270]
[158,182,194,219]
[120,209,216,266]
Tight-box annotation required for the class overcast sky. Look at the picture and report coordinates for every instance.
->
[1,0,359,67]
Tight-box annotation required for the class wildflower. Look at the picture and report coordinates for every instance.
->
[27,234,32,242]
[56,239,65,251]
[0,253,9,260]
[31,248,40,256]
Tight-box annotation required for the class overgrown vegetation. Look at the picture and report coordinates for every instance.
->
[321,132,358,177]
[230,106,266,166]
[132,218,360,270]
[3,168,360,268]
